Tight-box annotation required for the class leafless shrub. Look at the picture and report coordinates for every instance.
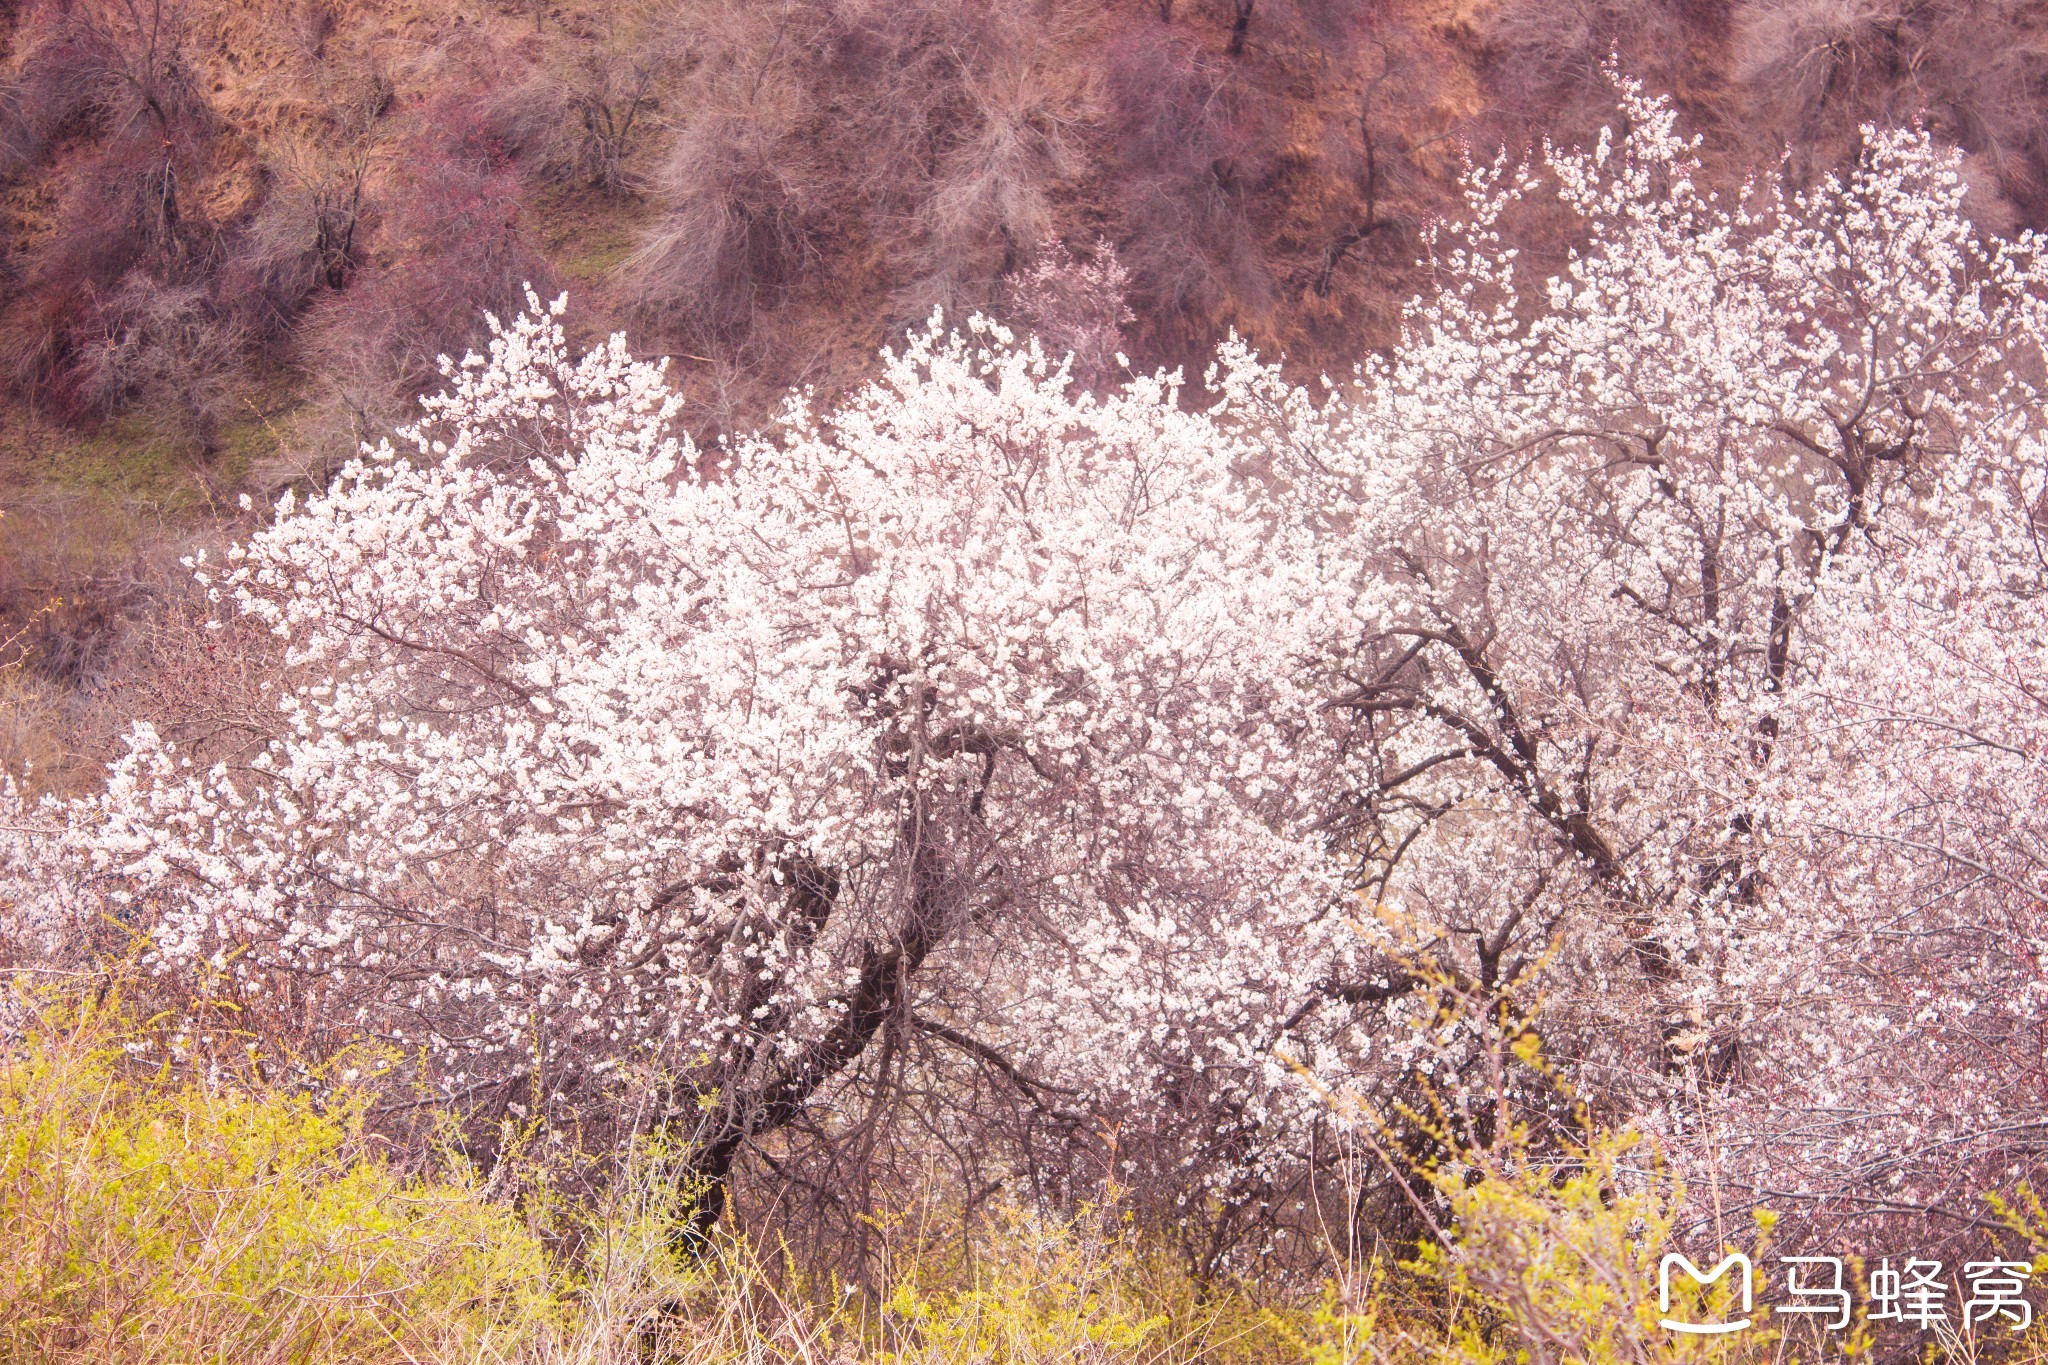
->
[1736,0,2048,219]
[0,0,211,172]
[630,1,1100,345]
[901,4,1093,312]
[0,24,96,177]
[491,44,668,195]
[64,274,242,455]
[299,84,553,415]
[0,0,222,410]
[627,10,829,341]
[226,143,372,343]
[1102,21,1277,350]
[290,0,339,60]
[220,69,388,349]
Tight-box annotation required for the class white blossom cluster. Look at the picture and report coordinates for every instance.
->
[0,772,83,976]
[7,77,2048,1244]
[1260,76,2048,1235]
[38,293,1363,1205]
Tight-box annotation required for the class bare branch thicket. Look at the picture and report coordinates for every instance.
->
[902,2,1094,317]
[224,67,391,348]
[626,4,831,343]
[1736,0,2048,223]
[490,37,670,197]
[1101,21,1278,357]
[0,0,223,413]
[295,72,553,468]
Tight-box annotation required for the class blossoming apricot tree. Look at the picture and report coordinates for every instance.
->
[14,77,2048,1258]
[70,298,1371,1233]
[1262,79,2048,1242]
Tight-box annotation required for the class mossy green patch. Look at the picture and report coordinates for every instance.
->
[536,183,655,286]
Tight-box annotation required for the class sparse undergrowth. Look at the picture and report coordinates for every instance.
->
[3,986,2043,1365]
[0,990,565,1362]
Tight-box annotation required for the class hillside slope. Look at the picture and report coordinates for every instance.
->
[2,0,2046,783]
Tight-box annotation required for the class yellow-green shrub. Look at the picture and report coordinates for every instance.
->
[0,992,565,1363]
[1402,1129,1771,1365]
[880,1203,1172,1365]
